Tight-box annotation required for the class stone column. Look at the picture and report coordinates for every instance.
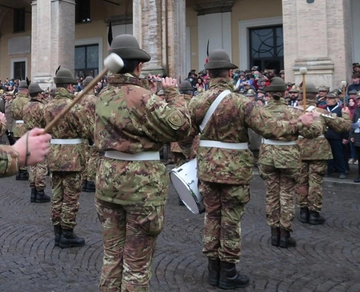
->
[282,0,352,89]
[31,0,75,89]
[132,0,186,80]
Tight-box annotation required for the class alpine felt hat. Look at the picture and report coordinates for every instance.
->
[54,68,77,85]
[109,34,151,62]
[179,80,194,92]
[204,49,238,70]
[28,82,43,95]
[19,80,28,89]
[83,76,94,87]
[264,77,286,92]
[300,82,318,94]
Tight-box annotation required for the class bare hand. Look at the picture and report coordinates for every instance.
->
[342,106,350,115]
[162,77,177,89]
[298,113,315,126]
[147,74,161,94]
[351,137,355,143]
[13,128,52,167]
[342,139,348,145]
[0,112,6,124]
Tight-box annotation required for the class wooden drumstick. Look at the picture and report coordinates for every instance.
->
[43,53,124,133]
[340,80,347,107]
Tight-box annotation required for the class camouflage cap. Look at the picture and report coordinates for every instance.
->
[318,85,329,92]
[348,89,358,95]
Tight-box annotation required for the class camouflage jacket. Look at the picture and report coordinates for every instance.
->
[95,73,191,206]
[78,92,96,138]
[0,118,5,137]
[0,145,18,177]
[23,98,46,130]
[183,78,309,184]
[44,88,93,172]
[259,99,323,168]
[11,92,29,137]
[296,100,351,160]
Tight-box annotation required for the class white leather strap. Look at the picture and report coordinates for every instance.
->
[51,138,85,145]
[262,139,297,146]
[199,140,248,150]
[105,150,160,161]
[15,120,24,124]
[199,90,231,133]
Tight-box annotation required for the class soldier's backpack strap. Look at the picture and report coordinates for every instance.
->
[199,90,231,133]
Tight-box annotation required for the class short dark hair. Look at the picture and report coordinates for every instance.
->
[119,59,141,74]
[352,72,360,79]
[208,69,228,78]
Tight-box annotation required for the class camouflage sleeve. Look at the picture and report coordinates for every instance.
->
[0,119,5,137]
[325,112,351,133]
[143,87,192,142]
[0,145,18,177]
[71,103,94,139]
[298,119,324,138]
[245,101,303,138]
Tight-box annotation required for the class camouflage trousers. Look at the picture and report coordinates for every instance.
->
[258,164,298,231]
[200,180,250,263]
[29,160,47,190]
[51,171,82,230]
[296,160,327,212]
[95,199,164,292]
[82,145,98,182]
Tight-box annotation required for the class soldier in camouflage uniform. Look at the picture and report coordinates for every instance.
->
[0,112,6,137]
[79,76,97,193]
[180,49,318,290]
[0,128,51,178]
[296,83,351,225]
[44,68,93,248]
[94,34,192,292]
[258,78,323,249]
[23,82,51,203]
[11,80,30,180]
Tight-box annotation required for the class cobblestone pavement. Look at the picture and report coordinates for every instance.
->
[0,167,359,292]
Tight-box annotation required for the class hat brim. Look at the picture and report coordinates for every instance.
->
[205,61,238,70]
[109,48,151,62]
[264,86,286,92]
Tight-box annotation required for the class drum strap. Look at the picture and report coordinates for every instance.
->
[199,90,231,133]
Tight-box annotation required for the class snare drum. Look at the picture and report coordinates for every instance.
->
[170,158,205,214]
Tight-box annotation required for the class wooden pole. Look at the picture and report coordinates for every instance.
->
[43,67,108,133]
[300,67,308,113]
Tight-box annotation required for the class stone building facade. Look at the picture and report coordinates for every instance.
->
[0,0,358,90]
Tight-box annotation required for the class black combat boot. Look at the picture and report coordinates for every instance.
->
[309,210,325,225]
[30,188,37,203]
[208,258,220,286]
[54,225,62,247]
[35,189,51,203]
[85,181,95,192]
[19,170,29,181]
[279,229,296,248]
[59,229,85,248]
[299,207,309,223]
[81,180,88,192]
[219,261,250,290]
[271,227,280,246]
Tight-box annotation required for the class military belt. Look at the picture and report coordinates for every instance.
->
[199,140,248,150]
[262,139,297,146]
[105,150,160,161]
[51,138,85,145]
[15,120,24,124]
[298,135,325,139]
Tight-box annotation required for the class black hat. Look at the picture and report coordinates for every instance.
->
[54,68,77,85]
[204,49,238,70]
[28,82,43,95]
[109,34,151,62]
[264,77,286,92]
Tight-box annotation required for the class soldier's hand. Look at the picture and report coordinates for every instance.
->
[13,128,52,167]
[147,74,160,94]
[342,106,350,115]
[0,112,6,124]
[298,113,315,126]
[162,77,177,89]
